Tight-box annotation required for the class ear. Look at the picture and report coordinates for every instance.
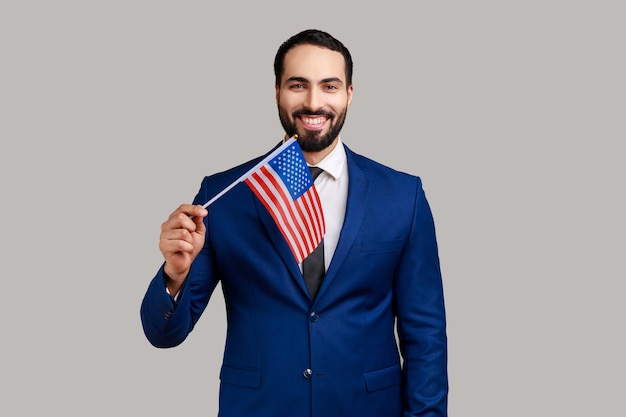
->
[346,84,354,108]
[275,85,280,103]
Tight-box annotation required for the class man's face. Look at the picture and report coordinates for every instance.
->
[276,44,353,153]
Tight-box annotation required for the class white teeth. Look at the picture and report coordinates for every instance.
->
[302,117,325,125]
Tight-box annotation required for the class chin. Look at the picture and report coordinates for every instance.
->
[297,133,334,153]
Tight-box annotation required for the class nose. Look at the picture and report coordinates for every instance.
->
[304,88,322,111]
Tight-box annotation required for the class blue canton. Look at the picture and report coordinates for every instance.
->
[269,142,313,200]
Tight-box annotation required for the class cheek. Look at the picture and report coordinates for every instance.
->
[327,93,349,110]
[278,90,300,108]
[329,101,349,115]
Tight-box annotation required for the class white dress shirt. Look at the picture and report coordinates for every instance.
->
[306,138,349,271]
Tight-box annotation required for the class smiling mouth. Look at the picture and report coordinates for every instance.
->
[299,115,328,130]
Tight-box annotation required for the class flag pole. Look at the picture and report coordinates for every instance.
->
[202,136,298,208]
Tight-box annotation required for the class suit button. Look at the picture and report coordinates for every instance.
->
[303,368,312,379]
[309,312,319,322]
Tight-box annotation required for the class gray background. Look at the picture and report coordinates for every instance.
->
[1,1,624,415]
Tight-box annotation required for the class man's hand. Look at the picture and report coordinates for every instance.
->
[159,204,208,295]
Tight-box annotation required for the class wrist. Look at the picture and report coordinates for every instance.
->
[163,266,187,297]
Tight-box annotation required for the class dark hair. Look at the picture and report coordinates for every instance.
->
[274,29,353,87]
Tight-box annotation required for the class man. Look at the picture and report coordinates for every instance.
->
[141,29,448,416]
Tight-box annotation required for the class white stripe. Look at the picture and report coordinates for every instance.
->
[248,168,311,261]
[295,193,322,246]
[300,190,325,241]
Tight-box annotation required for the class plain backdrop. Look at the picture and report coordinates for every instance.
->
[1,1,624,415]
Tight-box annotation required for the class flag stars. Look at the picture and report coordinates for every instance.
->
[270,144,313,197]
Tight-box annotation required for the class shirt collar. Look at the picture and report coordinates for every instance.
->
[308,137,346,181]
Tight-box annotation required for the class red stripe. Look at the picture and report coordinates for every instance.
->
[294,197,317,246]
[307,187,325,238]
[247,168,307,261]
[307,186,326,236]
[244,164,325,263]
[246,179,304,262]
[257,167,313,255]
[292,193,318,251]
[297,190,323,244]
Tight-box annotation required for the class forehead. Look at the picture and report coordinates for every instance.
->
[282,44,346,83]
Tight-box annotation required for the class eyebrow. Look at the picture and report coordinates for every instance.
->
[285,76,344,85]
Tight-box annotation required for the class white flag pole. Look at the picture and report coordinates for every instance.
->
[202,136,297,208]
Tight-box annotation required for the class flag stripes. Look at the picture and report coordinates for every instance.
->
[245,165,325,264]
[203,136,325,264]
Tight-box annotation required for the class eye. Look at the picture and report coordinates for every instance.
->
[324,84,339,91]
[290,83,306,90]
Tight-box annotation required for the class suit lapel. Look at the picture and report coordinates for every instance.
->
[253,194,311,297]
[315,150,370,301]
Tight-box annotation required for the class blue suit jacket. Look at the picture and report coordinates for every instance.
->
[141,144,448,417]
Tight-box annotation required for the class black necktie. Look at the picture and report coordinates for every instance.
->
[302,167,325,299]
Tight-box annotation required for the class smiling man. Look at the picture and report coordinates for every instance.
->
[141,29,448,417]
[276,40,352,162]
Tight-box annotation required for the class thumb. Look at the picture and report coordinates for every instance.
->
[192,207,208,235]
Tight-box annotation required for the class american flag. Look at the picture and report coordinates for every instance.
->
[201,137,325,264]
[244,138,325,264]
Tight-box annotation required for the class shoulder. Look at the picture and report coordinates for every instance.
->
[344,144,422,188]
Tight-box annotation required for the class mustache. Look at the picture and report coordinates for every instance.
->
[292,109,334,118]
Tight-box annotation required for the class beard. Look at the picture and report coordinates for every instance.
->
[278,105,348,153]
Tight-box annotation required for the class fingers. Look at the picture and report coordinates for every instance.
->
[162,205,208,240]
[159,227,196,253]
[172,204,208,219]
[159,204,209,277]
[166,204,208,223]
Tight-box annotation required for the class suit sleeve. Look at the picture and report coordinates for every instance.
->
[395,177,448,416]
[140,177,220,348]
